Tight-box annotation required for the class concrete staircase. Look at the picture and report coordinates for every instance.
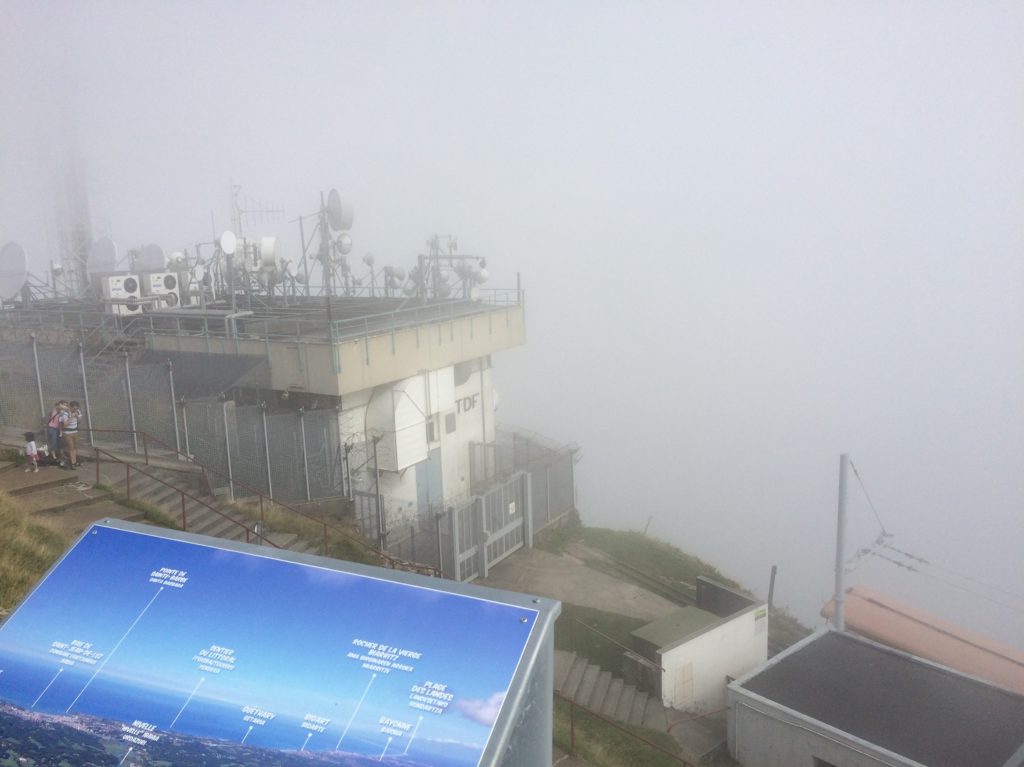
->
[555,649,670,731]
[106,463,319,555]
[554,649,727,763]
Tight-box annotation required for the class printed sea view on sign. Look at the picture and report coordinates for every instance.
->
[0,525,538,766]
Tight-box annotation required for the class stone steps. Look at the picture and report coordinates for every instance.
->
[106,464,320,554]
[554,649,670,735]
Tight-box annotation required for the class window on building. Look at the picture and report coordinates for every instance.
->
[426,418,436,443]
[445,413,456,434]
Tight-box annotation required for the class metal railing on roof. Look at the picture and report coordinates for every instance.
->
[0,289,523,346]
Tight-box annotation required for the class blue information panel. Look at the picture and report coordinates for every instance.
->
[0,523,541,766]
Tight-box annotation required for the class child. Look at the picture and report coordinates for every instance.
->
[23,432,39,473]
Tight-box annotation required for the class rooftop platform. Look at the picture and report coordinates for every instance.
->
[0,291,525,397]
[822,585,1024,695]
[736,630,1024,767]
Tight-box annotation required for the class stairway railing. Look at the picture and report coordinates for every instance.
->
[92,445,278,548]
[83,427,441,576]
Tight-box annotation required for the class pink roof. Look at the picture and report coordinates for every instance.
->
[821,586,1024,695]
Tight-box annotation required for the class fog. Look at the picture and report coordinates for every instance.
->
[3,3,1022,645]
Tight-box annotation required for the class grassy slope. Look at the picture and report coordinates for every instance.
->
[542,521,812,667]
[0,490,71,614]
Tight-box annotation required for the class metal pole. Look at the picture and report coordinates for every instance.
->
[78,343,95,447]
[124,352,138,454]
[180,399,190,457]
[834,453,850,632]
[223,399,235,501]
[261,402,274,498]
[373,435,385,550]
[344,442,353,499]
[31,333,45,420]
[768,564,778,609]
[167,360,181,454]
[436,511,444,575]
[299,408,311,501]
[299,215,310,295]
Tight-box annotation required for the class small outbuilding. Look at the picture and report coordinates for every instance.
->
[626,577,768,712]
[727,629,1024,767]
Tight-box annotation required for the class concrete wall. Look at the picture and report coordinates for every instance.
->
[727,687,914,767]
[661,605,768,712]
[336,359,496,523]
[150,305,525,397]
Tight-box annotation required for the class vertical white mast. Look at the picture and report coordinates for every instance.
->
[834,453,850,631]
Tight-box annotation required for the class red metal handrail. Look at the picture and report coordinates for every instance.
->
[83,427,440,575]
[92,446,280,548]
[554,691,695,766]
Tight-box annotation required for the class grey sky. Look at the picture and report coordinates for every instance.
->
[2,2,1022,643]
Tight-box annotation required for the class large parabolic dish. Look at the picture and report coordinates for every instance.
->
[0,241,29,301]
[88,237,119,274]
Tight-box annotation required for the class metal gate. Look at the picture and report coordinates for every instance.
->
[451,471,529,582]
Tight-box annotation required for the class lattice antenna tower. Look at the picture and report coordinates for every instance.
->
[54,146,94,298]
[230,183,286,239]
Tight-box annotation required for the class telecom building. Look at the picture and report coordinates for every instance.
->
[0,189,577,578]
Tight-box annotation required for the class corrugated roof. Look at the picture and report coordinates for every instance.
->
[739,631,1024,767]
[822,586,1024,695]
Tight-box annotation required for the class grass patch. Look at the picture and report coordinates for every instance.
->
[0,490,71,614]
[534,511,583,554]
[554,696,685,767]
[768,604,813,652]
[552,525,813,655]
[581,527,741,591]
[227,500,385,567]
[556,604,646,677]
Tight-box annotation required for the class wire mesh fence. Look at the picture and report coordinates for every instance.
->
[0,340,573,575]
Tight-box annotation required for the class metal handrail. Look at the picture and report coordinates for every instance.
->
[0,290,524,347]
[554,691,694,766]
[92,446,279,548]
[83,427,440,575]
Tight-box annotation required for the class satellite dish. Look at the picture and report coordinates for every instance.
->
[0,241,28,301]
[259,236,281,272]
[476,268,489,284]
[283,259,298,279]
[168,251,187,269]
[191,264,206,283]
[362,251,374,267]
[333,234,352,257]
[88,237,118,273]
[326,189,354,231]
[136,243,166,271]
[219,230,237,256]
[50,261,64,276]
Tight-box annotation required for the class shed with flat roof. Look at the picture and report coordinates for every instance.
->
[728,630,1024,767]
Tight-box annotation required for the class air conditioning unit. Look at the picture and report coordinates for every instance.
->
[141,271,181,308]
[100,274,142,315]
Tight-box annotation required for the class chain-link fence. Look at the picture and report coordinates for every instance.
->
[0,340,573,575]
[470,424,577,535]
[0,339,345,505]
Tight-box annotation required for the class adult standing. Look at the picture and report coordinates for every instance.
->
[63,401,82,468]
[45,400,67,467]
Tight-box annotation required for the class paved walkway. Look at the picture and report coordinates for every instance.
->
[478,545,678,622]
